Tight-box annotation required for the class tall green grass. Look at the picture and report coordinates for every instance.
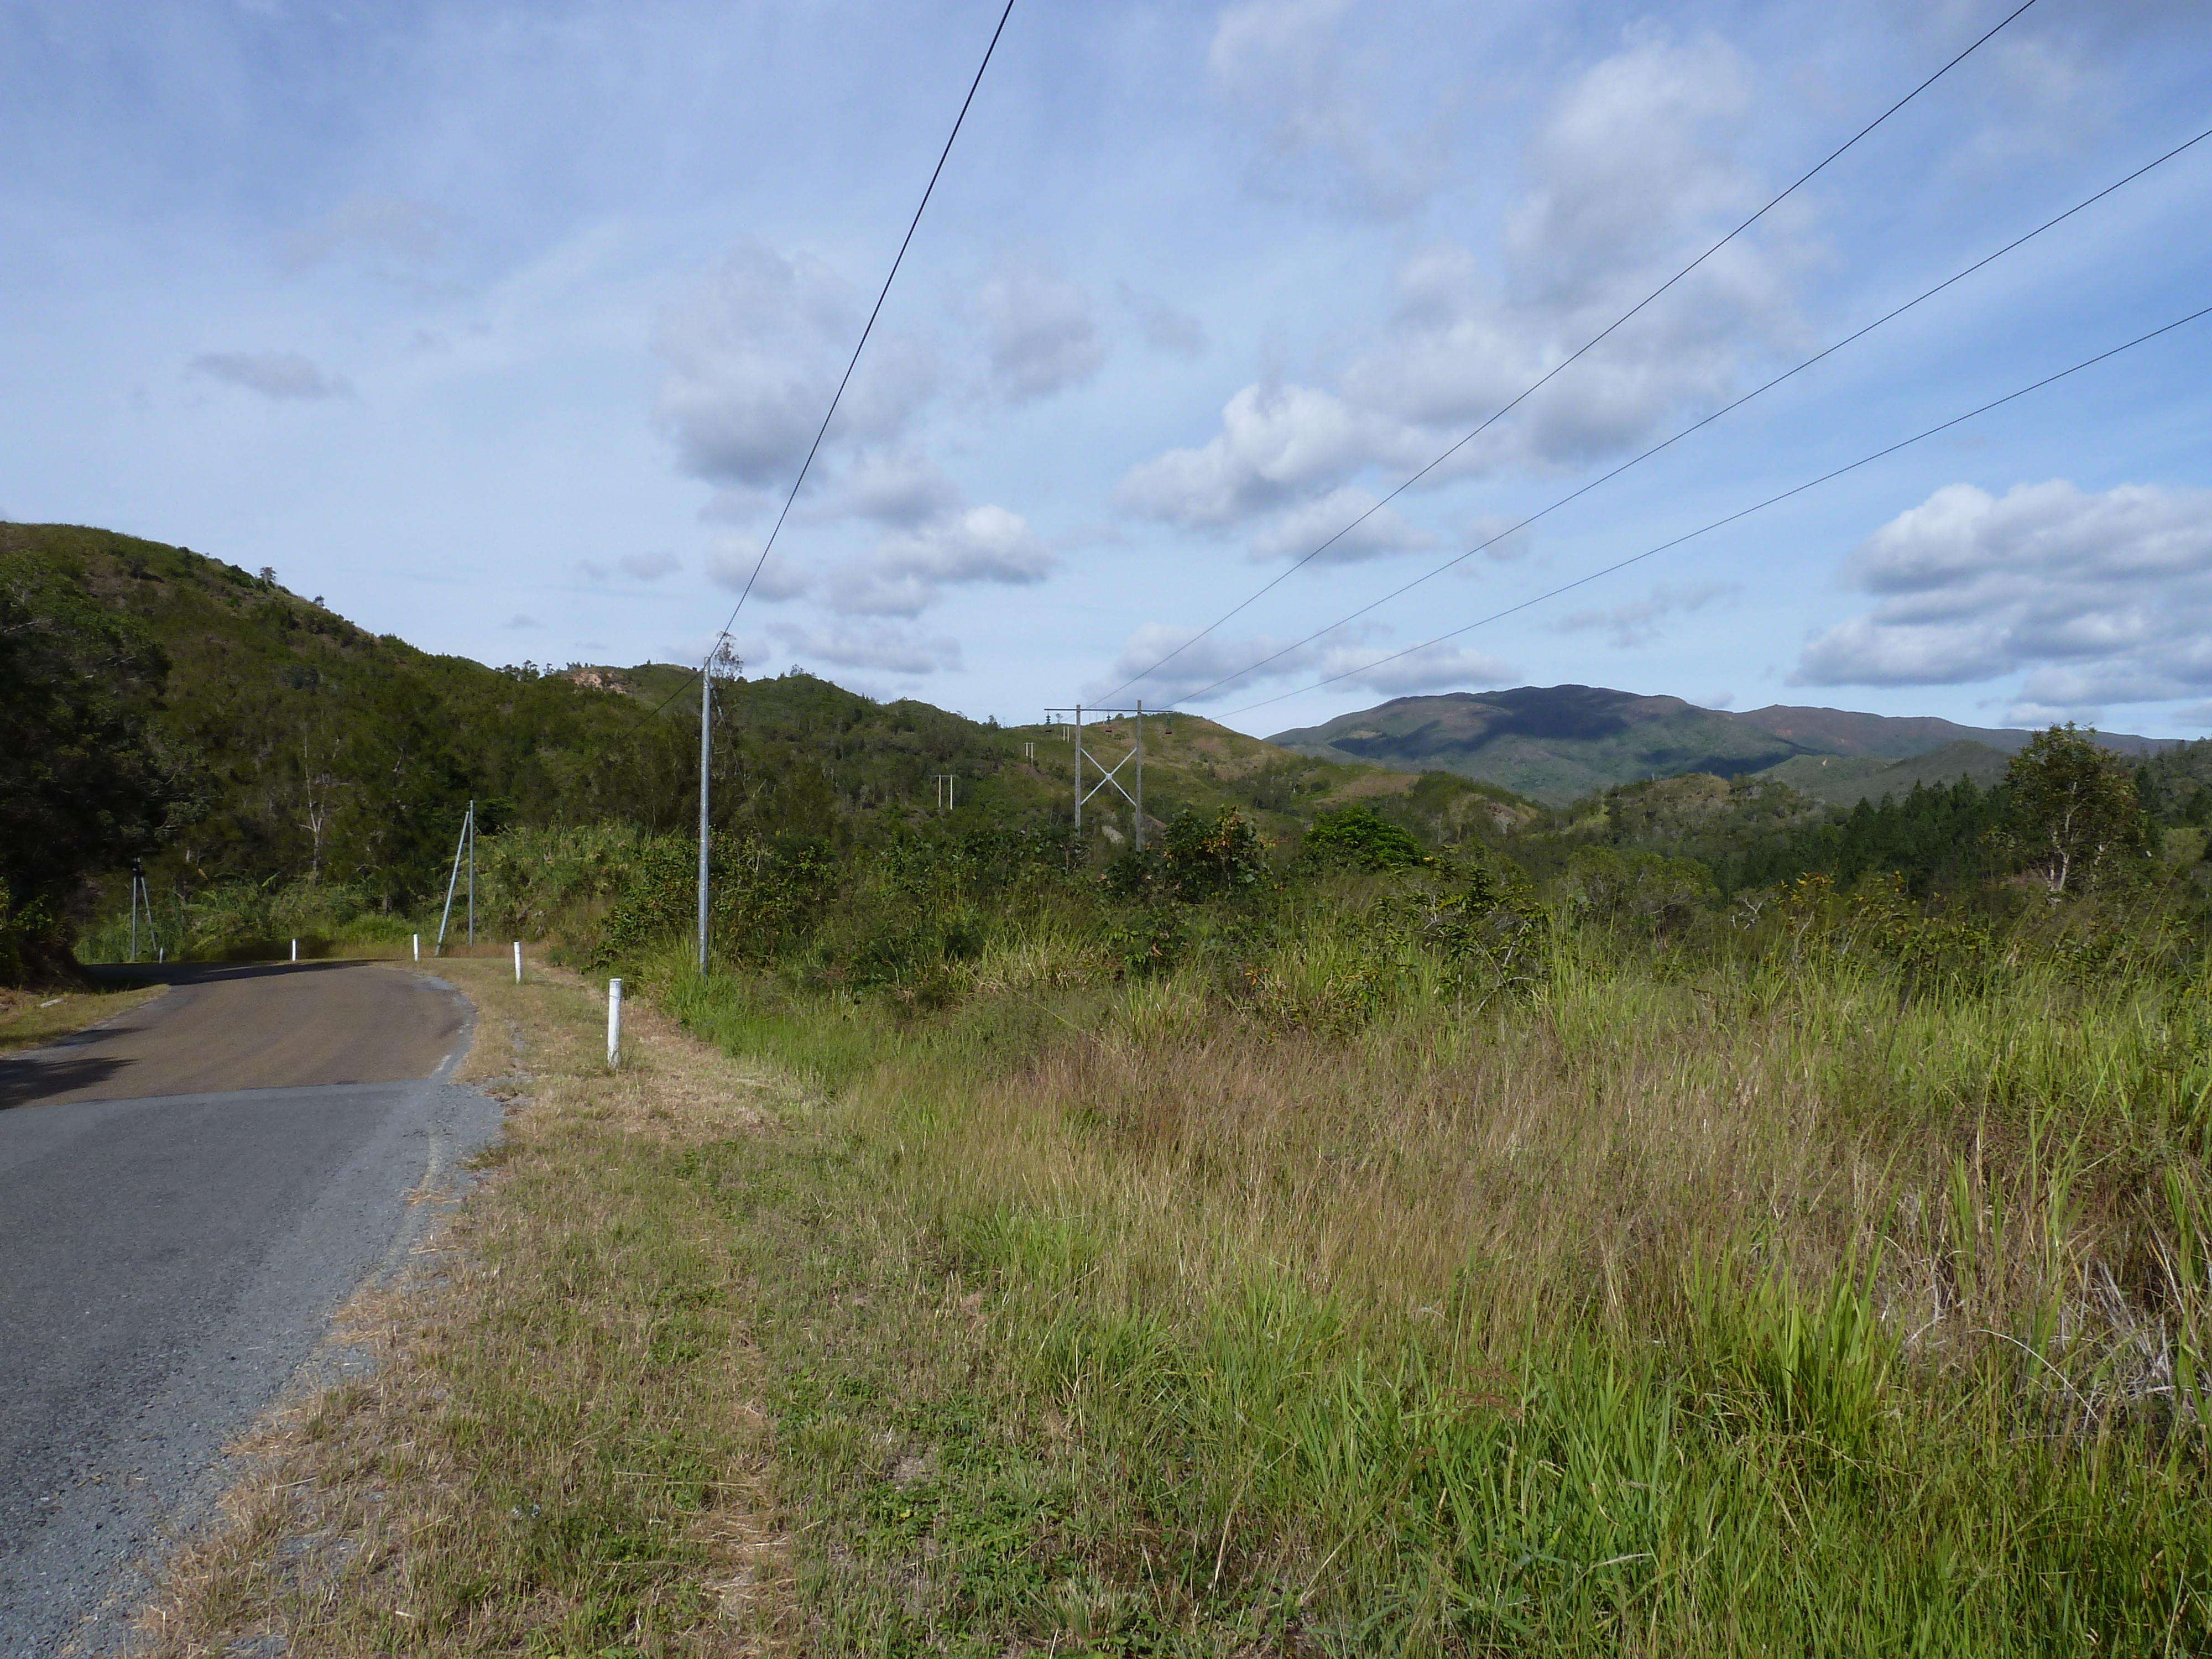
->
[640,916,2212,1653]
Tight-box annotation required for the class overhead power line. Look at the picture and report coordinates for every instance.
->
[1164,121,2212,706]
[1103,0,2043,702]
[639,0,1019,727]
[1220,299,2212,721]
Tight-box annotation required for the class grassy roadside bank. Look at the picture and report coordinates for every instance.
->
[0,981,165,1055]
[140,959,798,1657]
[142,932,2212,1655]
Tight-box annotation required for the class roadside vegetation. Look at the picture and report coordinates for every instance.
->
[143,718,2212,1654]
[29,526,2212,1647]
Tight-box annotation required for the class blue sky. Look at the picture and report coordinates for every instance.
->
[4,0,2209,738]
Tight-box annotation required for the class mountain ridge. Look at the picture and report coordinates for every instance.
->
[1267,686,2182,805]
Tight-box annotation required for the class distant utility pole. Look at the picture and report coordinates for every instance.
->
[127,862,152,963]
[698,646,712,974]
[1044,702,1154,849]
[935,774,956,811]
[436,800,475,954]
[697,636,739,975]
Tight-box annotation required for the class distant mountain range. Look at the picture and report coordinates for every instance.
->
[1267,686,2182,806]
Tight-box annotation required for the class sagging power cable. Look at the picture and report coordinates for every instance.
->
[1102,0,2043,702]
[1166,121,2212,706]
[639,0,1019,727]
[1222,299,2212,720]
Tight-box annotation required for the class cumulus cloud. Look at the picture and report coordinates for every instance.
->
[825,504,1052,618]
[1342,30,1801,466]
[1128,26,1808,534]
[1115,382,1422,526]
[655,241,932,491]
[1556,581,1739,648]
[768,621,960,676]
[834,449,961,527]
[620,550,681,581]
[189,351,352,400]
[1791,479,2212,719]
[1246,486,1437,563]
[979,264,1103,401]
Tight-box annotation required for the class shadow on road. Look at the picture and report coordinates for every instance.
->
[0,1053,135,1110]
[81,959,382,990]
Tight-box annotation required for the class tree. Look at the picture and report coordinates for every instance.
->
[0,547,201,977]
[1995,724,2151,895]
[1305,803,1426,870]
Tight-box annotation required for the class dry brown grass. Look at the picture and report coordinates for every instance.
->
[0,980,165,1054]
[134,959,802,1657]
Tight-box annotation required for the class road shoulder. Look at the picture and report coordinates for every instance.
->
[134,959,796,1657]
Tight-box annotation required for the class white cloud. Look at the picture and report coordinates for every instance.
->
[619,550,681,581]
[1122,25,1810,538]
[1792,480,2212,713]
[979,264,1103,401]
[825,504,1052,618]
[654,241,933,491]
[1245,485,1436,563]
[503,612,538,629]
[189,351,352,400]
[834,449,961,527]
[1342,30,1802,467]
[768,621,960,676]
[1556,581,1739,648]
[1114,382,1420,526]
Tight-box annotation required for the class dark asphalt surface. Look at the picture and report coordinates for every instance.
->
[0,963,503,1657]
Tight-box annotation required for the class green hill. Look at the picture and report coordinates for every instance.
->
[1269,686,2178,806]
[1757,740,2015,806]
[7,524,1511,954]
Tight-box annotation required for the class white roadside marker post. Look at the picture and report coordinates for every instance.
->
[513,941,523,983]
[413,933,421,962]
[607,978,623,1069]
[291,938,299,962]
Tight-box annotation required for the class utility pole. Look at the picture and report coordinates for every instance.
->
[436,800,473,954]
[697,643,713,974]
[128,863,141,962]
[695,635,737,975]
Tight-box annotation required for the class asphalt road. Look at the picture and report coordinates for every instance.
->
[0,962,502,1657]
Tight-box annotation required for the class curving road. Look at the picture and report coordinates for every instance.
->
[0,961,502,1657]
